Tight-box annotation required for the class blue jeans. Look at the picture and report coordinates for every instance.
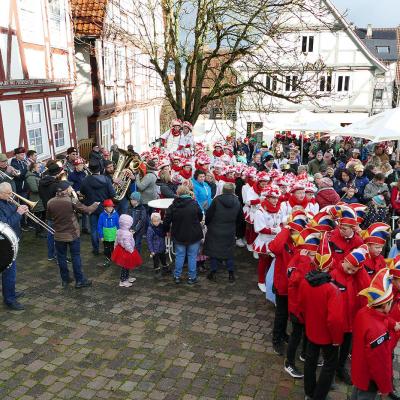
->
[174,241,201,280]
[47,220,55,259]
[81,214,88,231]
[89,214,100,253]
[2,261,16,305]
[210,257,234,272]
[55,239,85,283]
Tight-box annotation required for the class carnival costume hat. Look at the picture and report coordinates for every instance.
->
[304,181,317,193]
[344,244,369,268]
[171,119,182,127]
[295,228,321,251]
[329,204,358,226]
[388,255,400,279]
[290,181,306,193]
[362,222,391,245]
[315,233,333,271]
[359,268,393,307]
[182,121,193,130]
[308,210,335,232]
[348,203,367,224]
[263,185,281,198]
[257,171,270,182]
[287,210,308,233]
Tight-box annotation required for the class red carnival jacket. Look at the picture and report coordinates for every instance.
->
[352,306,396,394]
[329,227,364,268]
[298,270,345,345]
[287,254,314,321]
[268,228,296,296]
[361,254,386,279]
[330,265,370,333]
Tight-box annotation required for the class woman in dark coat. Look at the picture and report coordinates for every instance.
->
[164,185,203,284]
[204,183,241,282]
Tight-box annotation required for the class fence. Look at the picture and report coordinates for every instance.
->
[78,138,94,161]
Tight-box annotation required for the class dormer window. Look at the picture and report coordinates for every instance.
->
[376,46,390,54]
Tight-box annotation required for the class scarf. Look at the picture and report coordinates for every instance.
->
[213,172,222,181]
[213,149,223,157]
[170,127,181,137]
[172,164,181,172]
[261,199,281,213]
[288,194,309,209]
[253,182,264,195]
[179,169,192,180]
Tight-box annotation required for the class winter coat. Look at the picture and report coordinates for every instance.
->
[164,196,203,245]
[307,158,327,176]
[330,265,370,333]
[342,196,359,204]
[97,210,119,241]
[354,175,369,201]
[38,175,58,210]
[136,171,158,205]
[146,223,166,254]
[391,186,400,212]
[25,171,45,212]
[127,203,147,237]
[207,181,217,199]
[329,227,364,268]
[364,181,389,201]
[298,270,345,345]
[88,151,104,173]
[115,214,135,253]
[192,178,212,212]
[157,181,177,198]
[203,193,241,259]
[333,178,352,195]
[352,306,395,394]
[68,170,87,192]
[0,200,22,238]
[47,194,98,242]
[361,254,386,279]
[268,228,296,296]
[10,158,28,193]
[315,187,340,209]
[80,174,116,215]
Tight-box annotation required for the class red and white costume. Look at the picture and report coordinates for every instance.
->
[161,119,182,152]
[178,121,194,156]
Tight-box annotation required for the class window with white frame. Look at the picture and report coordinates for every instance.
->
[116,47,126,83]
[319,74,332,92]
[266,75,278,92]
[25,103,46,155]
[337,75,350,92]
[102,120,112,150]
[50,99,68,149]
[301,35,314,53]
[285,75,298,92]
[373,88,384,101]
[18,1,43,43]
[104,45,115,85]
[48,0,62,32]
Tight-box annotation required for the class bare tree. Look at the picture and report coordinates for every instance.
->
[106,0,335,125]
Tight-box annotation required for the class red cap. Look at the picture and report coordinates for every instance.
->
[103,199,114,207]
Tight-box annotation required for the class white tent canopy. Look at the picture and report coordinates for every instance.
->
[329,107,400,142]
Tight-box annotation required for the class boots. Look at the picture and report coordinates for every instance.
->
[228,271,235,282]
[207,271,217,282]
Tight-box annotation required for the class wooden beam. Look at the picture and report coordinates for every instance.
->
[11,0,29,79]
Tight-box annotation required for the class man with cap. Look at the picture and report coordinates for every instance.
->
[0,153,17,191]
[65,147,79,174]
[330,245,371,385]
[353,164,369,202]
[88,144,104,173]
[39,162,65,261]
[351,269,400,400]
[299,233,345,400]
[10,147,28,198]
[80,162,116,255]
[308,150,327,176]
[0,181,29,310]
[47,181,99,288]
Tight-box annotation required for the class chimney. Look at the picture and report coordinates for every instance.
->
[367,24,373,38]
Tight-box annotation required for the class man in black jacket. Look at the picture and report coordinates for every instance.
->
[39,162,63,261]
[80,162,116,255]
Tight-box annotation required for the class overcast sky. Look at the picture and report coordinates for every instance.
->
[332,0,400,27]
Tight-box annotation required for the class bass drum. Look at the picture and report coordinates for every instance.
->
[0,221,19,273]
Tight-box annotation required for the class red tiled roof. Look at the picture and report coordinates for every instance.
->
[70,0,108,36]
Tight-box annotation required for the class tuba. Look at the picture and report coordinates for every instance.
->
[112,149,135,201]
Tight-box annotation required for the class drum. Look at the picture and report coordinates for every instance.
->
[0,221,19,273]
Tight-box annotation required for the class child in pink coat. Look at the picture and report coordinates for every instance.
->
[112,214,142,287]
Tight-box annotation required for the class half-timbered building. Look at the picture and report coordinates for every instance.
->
[0,0,76,160]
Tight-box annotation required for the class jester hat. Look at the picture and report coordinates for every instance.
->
[359,268,393,307]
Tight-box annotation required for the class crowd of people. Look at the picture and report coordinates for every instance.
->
[1,118,400,400]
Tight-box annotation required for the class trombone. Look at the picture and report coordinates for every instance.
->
[0,169,20,180]
[8,192,55,235]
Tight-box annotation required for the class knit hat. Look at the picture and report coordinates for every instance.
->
[263,185,281,198]
[344,244,369,269]
[56,181,71,192]
[318,177,333,188]
[287,210,308,233]
[290,182,306,193]
[103,160,113,168]
[103,199,114,207]
[315,233,333,271]
[171,119,182,127]
[146,160,158,171]
[0,153,8,162]
[295,228,321,251]
[362,222,391,245]
[359,268,393,307]
[372,195,386,207]
[130,192,141,201]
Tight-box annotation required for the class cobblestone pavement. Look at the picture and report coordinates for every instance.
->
[0,231,398,399]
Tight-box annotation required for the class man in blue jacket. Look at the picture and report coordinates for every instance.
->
[0,182,28,310]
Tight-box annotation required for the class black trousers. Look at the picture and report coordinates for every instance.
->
[304,341,339,400]
[272,293,288,345]
[337,332,352,370]
[153,253,167,269]
[286,317,307,365]
[236,208,246,239]
[103,241,114,259]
